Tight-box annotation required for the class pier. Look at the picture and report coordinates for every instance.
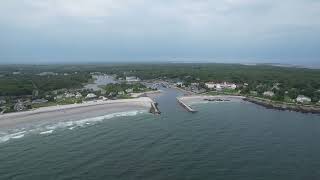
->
[150,102,161,114]
[177,98,197,113]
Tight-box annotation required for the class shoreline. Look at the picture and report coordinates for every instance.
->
[244,97,320,114]
[0,97,155,130]
[179,94,320,114]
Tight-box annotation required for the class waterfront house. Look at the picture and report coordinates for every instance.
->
[65,93,75,98]
[126,88,133,93]
[75,92,83,98]
[99,96,108,101]
[263,91,275,97]
[86,93,97,99]
[205,82,236,90]
[296,95,311,103]
[54,95,64,100]
[118,91,125,95]
[205,82,216,89]
[176,82,184,87]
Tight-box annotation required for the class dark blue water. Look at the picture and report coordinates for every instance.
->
[0,88,320,180]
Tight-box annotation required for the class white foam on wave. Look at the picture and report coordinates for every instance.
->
[0,110,146,144]
[0,131,26,143]
[39,130,54,135]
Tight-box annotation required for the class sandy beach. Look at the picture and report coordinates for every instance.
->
[0,97,154,130]
[179,95,245,105]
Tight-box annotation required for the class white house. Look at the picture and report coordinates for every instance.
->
[65,93,75,98]
[205,83,216,89]
[205,82,236,90]
[99,96,108,101]
[228,83,237,90]
[86,93,97,99]
[75,92,83,98]
[126,76,140,82]
[126,88,133,93]
[176,82,184,87]
[118,91,125,95]
[215,84,222,91]
[296,95,311,103]
[263,91,275,97]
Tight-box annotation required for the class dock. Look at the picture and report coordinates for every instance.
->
[177,98,197,113]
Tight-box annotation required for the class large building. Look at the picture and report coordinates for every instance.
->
[296,95,311,103]
[205,82,237,91]
[126,76,140,82]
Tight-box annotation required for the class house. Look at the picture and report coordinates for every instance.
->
[65,93,75,98]
[126,76,140,82]
[75,92,83,98]
[176,82,184,87]
[296,95,311,103]
[126,88,133,93]
[272,83,280,90]
[54,95,64,100]
[205,82,236,90]
[38,72,58,76]
[108,92,117,97]
[118,91,125,95]
[215,84,222,91]
[263,91,275,97]
[205,83,216,89]
[86,93,97,99]
[99,96,108,101]
[228,83,237,90]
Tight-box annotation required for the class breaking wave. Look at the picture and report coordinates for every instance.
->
[0,110,146,144]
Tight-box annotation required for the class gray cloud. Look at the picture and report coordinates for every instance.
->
[0,0,319,64]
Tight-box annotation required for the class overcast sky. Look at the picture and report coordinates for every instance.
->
[0,0,319,65]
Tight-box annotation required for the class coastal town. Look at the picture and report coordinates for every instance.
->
[1,64,320,115]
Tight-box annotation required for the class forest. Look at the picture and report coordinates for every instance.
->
[0,63,320,102]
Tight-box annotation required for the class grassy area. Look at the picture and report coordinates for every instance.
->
[31,98,83,109]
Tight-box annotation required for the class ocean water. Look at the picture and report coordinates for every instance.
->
[0,89,320,180]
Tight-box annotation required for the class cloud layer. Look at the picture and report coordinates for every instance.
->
[0,0,320,64]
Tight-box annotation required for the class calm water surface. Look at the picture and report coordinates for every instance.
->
[0,88,320,180]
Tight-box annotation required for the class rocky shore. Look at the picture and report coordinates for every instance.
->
[244,97,320,114]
